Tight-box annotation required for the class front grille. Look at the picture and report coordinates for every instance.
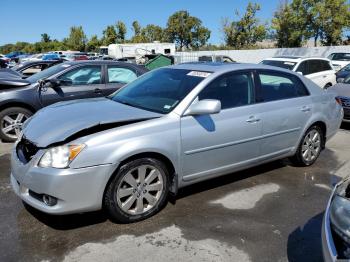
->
[16,137,39,164]
[339,96,350,108]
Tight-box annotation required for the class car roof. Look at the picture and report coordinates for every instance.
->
[169,62,298,75]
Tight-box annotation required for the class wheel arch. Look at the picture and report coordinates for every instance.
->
[0,102,36,114]
[103,151,178,204]
[308,120,327,148]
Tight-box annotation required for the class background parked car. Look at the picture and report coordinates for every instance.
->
[328,77,350,123]
[335,63,350,82]
[63,53,89,61]
[5,51,25,63]
[0,55,10,68]
[9,60,64,78]
[261,56,336,88]
[198,55,236,63]
[42,53,61,61]
[327,52,350,71]
[19,53,44,63]
[0,60,148,141]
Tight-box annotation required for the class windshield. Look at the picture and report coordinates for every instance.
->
[330,53,350,61]
[110,68,209,114]
[261,60,296,70]
[26,63,71,83]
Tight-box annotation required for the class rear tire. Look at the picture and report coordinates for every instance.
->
[104,158,169,223]
[290,125,324,167]
[0,107,32,142]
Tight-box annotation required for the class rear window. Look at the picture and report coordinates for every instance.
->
[258,71,309,102]
[330,53,350,61]
[261,60,296,70]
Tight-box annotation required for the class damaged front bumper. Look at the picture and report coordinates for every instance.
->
[10,144,118,215]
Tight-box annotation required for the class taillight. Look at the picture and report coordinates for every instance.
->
[335,97,342,105]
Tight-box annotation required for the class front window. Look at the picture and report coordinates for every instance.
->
[57,66,101,86]
[198,72,254,109]
[110,68,208,114]
[261,60,297,70]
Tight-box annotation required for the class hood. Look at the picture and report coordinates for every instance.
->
[23,97,162,147]
[0,77,30,89]
[328,84,350,97]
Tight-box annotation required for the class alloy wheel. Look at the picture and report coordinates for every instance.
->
[1,113,28,140]
[301,129,321,162]
[116,164,164,215]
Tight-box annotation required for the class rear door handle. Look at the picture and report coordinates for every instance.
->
[246,116,261,123]
[301,106,311,112]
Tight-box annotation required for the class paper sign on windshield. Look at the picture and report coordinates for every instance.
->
[187,71,212,78]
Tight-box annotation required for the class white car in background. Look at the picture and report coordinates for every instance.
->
[20,53,44,63]
[327,52,350,71]
[261,56,336,89]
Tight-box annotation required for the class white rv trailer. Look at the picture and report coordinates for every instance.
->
[108,42,175,63]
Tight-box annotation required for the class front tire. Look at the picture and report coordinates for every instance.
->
[104,158,169,223]
[290,125,324,166]
[0,107,32,142]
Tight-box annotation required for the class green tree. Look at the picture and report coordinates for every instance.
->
[319,0,350,45]
[132,21,141,36]
[223,2,267,48]
[65,26,87,51]
[165,10,211,50]
[102,25,117,45]
[41,33,51,43]
[116,21,127,43]
[86,35,101,52]
[141,24,164,42]
[272,0,309,47]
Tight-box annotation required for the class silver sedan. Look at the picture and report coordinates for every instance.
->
[11,63,343,223]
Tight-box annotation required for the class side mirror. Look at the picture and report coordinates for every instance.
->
[47,78,61,88]
[184,99,221,116]
[296,71,303,75]
[337,78,345,83]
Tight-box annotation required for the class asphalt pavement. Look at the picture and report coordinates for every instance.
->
[1,124,350,262]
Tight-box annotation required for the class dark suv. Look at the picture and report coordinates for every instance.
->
[0,60,148,142]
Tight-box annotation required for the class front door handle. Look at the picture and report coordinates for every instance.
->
[301,106,311,112]
[94,88,102,94]
[246,116,261,123]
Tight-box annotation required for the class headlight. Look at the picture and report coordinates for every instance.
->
[39,144,85,168]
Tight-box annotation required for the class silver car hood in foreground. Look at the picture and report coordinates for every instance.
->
[23,98,162,147]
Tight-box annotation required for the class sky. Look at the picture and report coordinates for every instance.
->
[0,0,279,46]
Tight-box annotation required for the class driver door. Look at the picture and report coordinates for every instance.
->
[180,71,262,181]
[40,65,104,106]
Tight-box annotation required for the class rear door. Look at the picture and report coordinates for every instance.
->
[104,65,139,95]
[254,70,313,157]
[40,65,104,106]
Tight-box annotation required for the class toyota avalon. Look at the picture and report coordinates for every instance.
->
[11,63,343,223]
